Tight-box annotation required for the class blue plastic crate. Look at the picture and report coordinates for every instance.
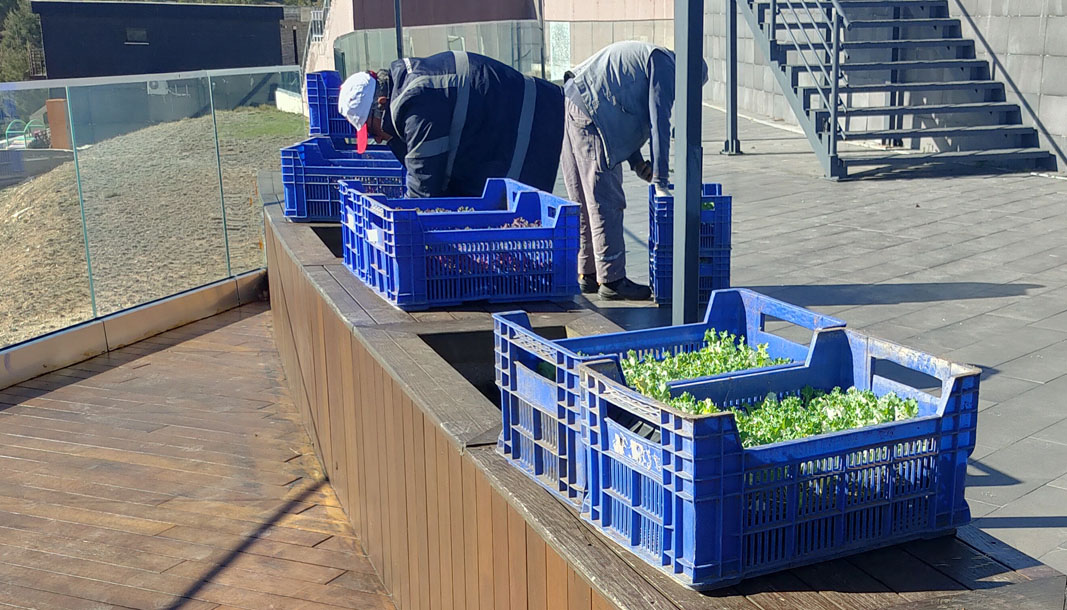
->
[649,248,730,306]
[340,178,580,310]
[306,71,357,139]
[493,289,844,509]
[580,327,980,590]
[649,184,732,304]
[281,136,404,222]
[649,183,732,253]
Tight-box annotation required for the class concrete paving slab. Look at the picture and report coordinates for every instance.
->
[972,485,1067,560]
[968,438,1067,506]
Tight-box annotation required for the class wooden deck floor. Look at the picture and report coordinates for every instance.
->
[0,303,394,610]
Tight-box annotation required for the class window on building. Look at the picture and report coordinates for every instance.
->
[125,28,149,45]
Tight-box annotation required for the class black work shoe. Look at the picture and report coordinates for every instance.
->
[598,277,652,301]
[579,275,599,294]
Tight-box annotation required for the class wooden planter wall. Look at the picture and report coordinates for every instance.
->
[264,217,617,610]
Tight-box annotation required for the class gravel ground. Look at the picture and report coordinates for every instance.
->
[0,106,306,348]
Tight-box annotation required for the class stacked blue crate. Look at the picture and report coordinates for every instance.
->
[281,137,404,222]
[649,184,732,305]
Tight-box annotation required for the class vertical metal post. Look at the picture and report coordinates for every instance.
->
[673,0,705,325]
[394,0,404,59]
[723,0,742,154]
[829,11,840,158]
[768,0,778,58]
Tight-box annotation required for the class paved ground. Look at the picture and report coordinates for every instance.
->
[0,304,393,610]
[572,105,1067,574]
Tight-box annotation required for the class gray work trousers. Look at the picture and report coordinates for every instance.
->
[560,97,627,285]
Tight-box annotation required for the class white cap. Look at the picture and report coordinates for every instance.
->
[338,72,377,130]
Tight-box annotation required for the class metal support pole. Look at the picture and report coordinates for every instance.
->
[673,0,705,325]
[723,0,742,154]
[829,11,840,159]
[394,0,404,59]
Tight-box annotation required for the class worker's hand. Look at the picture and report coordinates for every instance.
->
[653,183,672,198]
[631,160,653,183]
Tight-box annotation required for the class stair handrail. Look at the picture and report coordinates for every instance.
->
[772,0,835,113]
[766,0,847,158]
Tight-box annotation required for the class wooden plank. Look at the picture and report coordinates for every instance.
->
[735,570,841,610]
[403,394,426,610]
[492,482,511,610]
[424,415,443,609]
[592,591,615,610]
[886,575,1066,610]
[353,335,372,545]
[437,427,455,610]
[409,400,431,610]
[387,378,409,606]
[791,558,907,610]
[342,331,362,531]
[449,445,467,610]
[545,543,569,610]
[476,459,496,610]
[462,455,481,610]
[904,536,1030,591]
[325,264,415,326]
[526,523,548,610]
[312,287,333,476]
[0,579,134,610]
[363,348,385,576]
[848,545,968,603]
[325,311,349,505]
[380,372,397,593]
[568,565,592,610]
[508,505,529,610]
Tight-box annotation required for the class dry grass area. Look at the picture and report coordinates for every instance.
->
[0,106,306,348]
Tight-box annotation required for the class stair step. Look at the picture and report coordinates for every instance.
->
[775,21,832,29]
[757,0,947,10]
[791,59,986,77]
[835,79,1003,94]
[841,37,972,49]
[842,124,1035,140]
[840,147,1054,167]
[839,59,986,71]
[848,18,959,28]
[814,102,1019,118]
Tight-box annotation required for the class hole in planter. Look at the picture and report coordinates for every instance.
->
[873,359,942,398]
[761,314,821,347]
[311,226,344,258]
[419,326,568,408]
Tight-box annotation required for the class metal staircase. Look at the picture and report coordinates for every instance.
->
[736,0,1058,178]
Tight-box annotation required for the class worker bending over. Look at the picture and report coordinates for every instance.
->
[338,52,564,198]
[561,41,707,301]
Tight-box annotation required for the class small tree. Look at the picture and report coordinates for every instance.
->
[0,0,42,82]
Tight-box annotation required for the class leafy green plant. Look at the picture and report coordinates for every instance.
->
[618,330,920,448]
[621,329,790,402]
[669,387,919,448]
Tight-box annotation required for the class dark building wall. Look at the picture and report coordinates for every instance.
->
[32,1,285,79]
[351,0,536,30]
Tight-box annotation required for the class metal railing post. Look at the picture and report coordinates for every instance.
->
[723,0,742,155]
[829,10,841,158]
[768,0,778,58]
[394,0,404,59]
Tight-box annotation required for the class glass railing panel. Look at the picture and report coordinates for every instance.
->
[210,68,306,275]
[0,85,94,348]
[67,75,228,316]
